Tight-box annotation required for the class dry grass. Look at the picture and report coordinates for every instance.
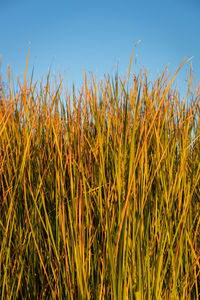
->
[0,53,200,299]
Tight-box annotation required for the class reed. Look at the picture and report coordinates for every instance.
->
[0,53,199,299]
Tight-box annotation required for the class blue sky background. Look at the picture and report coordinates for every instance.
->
[0,0,200,97]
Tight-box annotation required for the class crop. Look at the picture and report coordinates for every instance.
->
[0,52,200,299]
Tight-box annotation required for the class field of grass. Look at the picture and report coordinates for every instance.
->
[0,53,200,299]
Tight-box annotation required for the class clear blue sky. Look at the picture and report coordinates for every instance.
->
[1,0,200,97]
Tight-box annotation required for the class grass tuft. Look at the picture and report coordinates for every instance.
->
[0,55,200,299]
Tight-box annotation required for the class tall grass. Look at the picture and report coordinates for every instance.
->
[0,54,200,299]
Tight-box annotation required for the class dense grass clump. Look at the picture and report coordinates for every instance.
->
[0,55,200,299]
